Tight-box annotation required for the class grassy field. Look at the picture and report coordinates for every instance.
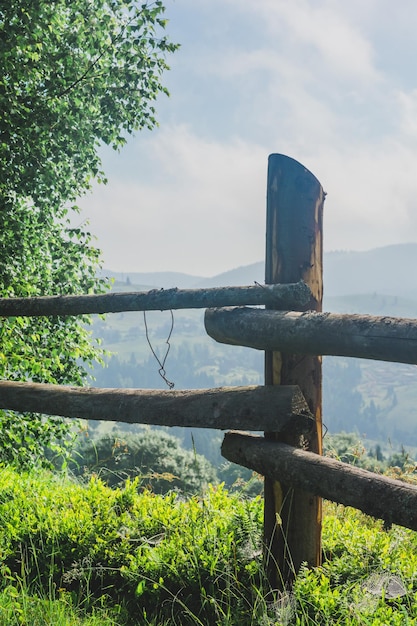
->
[1,466,417,625]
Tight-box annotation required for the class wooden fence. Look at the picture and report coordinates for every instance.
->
[1,154,416,590]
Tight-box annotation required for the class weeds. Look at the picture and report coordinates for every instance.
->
[1,466,417,624]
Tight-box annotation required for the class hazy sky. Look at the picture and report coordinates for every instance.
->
[79,0,417,277]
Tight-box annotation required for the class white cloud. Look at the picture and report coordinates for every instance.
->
[313,139,417,251]
[222,0,380,83]
[79,0,417,276]
[396,89,417,138]
[81,118,417,276]
[80,126,267,275]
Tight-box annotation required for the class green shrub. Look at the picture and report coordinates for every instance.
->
[218,461,264,497]
[71,429,218,494]
[294,503,417,625]
[1,466,417,625]
[0,467,264,624]
[0,585,120,626]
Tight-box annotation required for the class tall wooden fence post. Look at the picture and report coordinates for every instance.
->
[264,154,325,588]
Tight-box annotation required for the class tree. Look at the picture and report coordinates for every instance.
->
[71,429,218,494]
[0,0,178,467]
[322,357,363,433]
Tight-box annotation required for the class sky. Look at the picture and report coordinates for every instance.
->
[78,0,417,277]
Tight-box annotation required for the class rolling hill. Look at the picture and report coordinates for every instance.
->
[102,242,417,303]
[91,243,417,459]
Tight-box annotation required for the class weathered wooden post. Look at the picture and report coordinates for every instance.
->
[264,154,325,587]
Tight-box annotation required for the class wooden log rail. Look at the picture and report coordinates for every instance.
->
[222,431,417,532]
[0,282,311,317]
[0,381,315,433]
[205,307,417,365]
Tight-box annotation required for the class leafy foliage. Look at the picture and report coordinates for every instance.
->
[324,431,417,479]
[0,586,119,626]
[0,0,178,209]
[1,467,417,625]
[71,429,218,494]
[0,468,264,624]
[0,0,178,467]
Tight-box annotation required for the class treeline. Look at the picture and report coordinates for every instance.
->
[92,342,263,390]
[323,357,416,445]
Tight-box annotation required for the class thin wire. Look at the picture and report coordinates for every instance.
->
[254,281,270,304]
[143,310,175,389]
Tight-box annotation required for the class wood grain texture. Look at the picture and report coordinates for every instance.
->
[263,154,325,586]
[0,381,314,432]
[205,308,417,364]
[223,431,417,531]
[0,283,311,316]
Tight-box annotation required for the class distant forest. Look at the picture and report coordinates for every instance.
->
[89,245,417,463]
[89,311,417,465]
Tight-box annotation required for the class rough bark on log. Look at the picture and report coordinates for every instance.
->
[0,283,311,317]
[263,153,324,584]
[205,307,417,365]
[0,381,314,432]
[222,431,417,531]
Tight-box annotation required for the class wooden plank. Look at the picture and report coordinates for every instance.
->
[0,282,311,317]
[205,307,417,365]
[222,431,417,532]
[263,154,324,588]
[0,381,315,432]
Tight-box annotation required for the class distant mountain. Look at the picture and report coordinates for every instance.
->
[99,270,205,290]
[323,243,417,298]
[103,243,417,302]
[195,263,264,288]
[92,242,417,451]
[323,293,417,318]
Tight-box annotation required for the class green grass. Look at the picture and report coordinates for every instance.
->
[1,466,417,624]
[0,586,118,625]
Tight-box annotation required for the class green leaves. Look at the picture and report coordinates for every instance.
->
[0,0,178,210]
[71,430,218,494]
[0,0,177,468]
[0,469,264,623]
[1,468,417,624]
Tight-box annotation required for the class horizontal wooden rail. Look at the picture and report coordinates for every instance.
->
[205,307,417,365]
[222,431,417,531]
[0,381,315,433]
[0,282,311,317]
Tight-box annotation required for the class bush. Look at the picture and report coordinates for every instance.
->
[0,467,264,625]
[1,467,417,624]
[218,461,264,497]
[71,429,218,494]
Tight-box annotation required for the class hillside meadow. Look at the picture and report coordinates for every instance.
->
[1,466,417,625]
